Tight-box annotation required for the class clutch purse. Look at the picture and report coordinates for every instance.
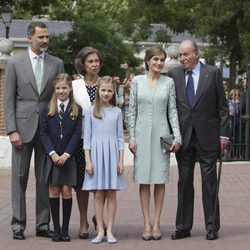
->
[160,134,174,153]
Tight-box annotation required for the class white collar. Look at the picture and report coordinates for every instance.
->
[57,98,70,109]
[28,48,45,60]
[187,61,201,76]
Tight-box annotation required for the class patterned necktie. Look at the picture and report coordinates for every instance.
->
[186,71,195,107]
[59,103,64,120]
[34,56,42,93]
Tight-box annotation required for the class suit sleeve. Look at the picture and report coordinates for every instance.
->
[58,60,65,74]
[40,108,55,154]
[215,69,230,137]
[4,60,18,134]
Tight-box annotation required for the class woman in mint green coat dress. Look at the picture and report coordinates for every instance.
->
[128,46,182,240]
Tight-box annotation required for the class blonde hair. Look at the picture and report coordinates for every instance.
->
[229,88,240,104]
[93,76,116,119]
[48,73,79,118]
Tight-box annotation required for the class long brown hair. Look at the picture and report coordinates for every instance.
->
[93,76,116,119]
[48,73,79,118]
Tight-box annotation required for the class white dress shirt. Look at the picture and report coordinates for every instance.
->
[185,61,200,94]
[28,48,45,76]
[49,98,70,157]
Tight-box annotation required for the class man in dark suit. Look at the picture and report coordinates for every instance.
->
[4,21,64,240]
[168,40,230,240]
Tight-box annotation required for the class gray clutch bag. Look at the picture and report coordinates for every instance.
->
[160,134,174,153]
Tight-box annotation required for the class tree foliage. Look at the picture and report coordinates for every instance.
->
[3,0,250,82]
[48,5,140,77]
[117,0,250,83]
[0,0,75,20]
[1,0,140,76]
[189,0,250,82]
[2,0,129,21]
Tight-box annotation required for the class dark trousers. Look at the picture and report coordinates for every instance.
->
[11,129,50,232]
[175,131,220,231]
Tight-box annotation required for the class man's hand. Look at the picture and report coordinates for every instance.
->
[9,132,22,150]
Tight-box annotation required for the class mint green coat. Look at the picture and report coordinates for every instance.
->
[128,74,181,184]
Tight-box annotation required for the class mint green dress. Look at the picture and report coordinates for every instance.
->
[128,74,181,184]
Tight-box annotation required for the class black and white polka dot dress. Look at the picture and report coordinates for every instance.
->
[76,85,97,188]
[86,85,97,103]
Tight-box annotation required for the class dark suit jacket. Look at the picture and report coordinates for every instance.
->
[4,51,65,143]
[168,63,230,151]
[40,104,82,156]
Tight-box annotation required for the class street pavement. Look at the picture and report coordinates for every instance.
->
[0,160,250,250]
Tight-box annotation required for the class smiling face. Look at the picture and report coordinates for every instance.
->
[147,53,166,73]
[55,80,72,102]
[28,27,49,55]
[98,82,115,105]
[83,53,101,76]
[179,40,199,71]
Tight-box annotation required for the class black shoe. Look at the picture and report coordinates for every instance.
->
[142,233,152,241]
[13,230,25,240]
[61,233,71,242]
[152,233,162,240]
[206,230,219,240]
[171,230,191,240]
[79,232,89,239]
[52,232,61,242]
[36,229,54,238]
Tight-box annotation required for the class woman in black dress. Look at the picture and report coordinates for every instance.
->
[72,47,103,239]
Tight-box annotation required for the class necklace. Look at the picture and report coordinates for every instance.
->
[85,75,99,86]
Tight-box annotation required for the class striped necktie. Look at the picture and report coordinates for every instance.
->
[34,56,42,93]
[186,71,195,107]
[59,103,64,120]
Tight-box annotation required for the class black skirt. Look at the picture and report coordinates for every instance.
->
[40,155,77,186]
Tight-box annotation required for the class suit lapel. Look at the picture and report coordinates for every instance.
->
[21,52,39,93]
[193,64,209,107]
[65,103,71,120]
[40,53,53,94]
[177,68,189,105]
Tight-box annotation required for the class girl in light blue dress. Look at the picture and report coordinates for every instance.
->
[82,76,126,244]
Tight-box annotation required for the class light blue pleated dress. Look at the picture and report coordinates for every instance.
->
[82,106,127,191]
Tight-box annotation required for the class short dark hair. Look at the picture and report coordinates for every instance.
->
[27,21,48,36]
[74,47,103,75]
[144,46,167,71]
